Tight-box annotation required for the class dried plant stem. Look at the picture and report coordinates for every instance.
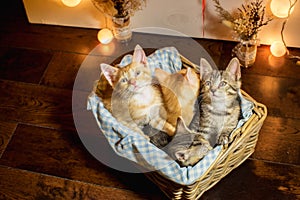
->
[212,0,272,40]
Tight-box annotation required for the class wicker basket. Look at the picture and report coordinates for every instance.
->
[92,50,267,199]
[143,55,268,200]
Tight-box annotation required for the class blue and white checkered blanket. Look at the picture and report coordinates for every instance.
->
[87,47,253,185]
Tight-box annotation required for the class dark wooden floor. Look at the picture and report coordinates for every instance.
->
[0,1,299,199]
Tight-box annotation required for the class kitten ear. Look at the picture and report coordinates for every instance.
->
[199,58,213,79]
[100,63,119,87]
[175,149,190,163]
[175,117,188,135]
[185,67,198,84]
[226,57,241,81]
[132,44,147,64]
[154,68,169,82]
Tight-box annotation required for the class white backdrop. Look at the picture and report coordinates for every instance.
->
[23,0,300,47]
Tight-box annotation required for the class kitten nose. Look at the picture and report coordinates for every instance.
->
[129,79,136,85]
[211,88,218,96]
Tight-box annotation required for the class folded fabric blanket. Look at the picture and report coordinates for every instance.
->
[87,47,253,185]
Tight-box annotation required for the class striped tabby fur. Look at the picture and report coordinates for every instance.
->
[192,57,242,147]
[164,117,212,167]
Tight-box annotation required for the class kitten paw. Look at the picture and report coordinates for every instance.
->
[218,134,229,145]
[198,137,213,150]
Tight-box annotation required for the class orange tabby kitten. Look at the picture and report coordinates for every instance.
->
[154,67,200,127]
[100,45,176,137]
[147,67,200,147]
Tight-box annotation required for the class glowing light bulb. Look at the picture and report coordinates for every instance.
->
[97,29,114,44]
[270,0,295,18]
[270,41,286,57]
[61,0,81,8]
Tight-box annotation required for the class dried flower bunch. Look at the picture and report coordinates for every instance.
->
[213,0,272,40]
[91,0,146,18]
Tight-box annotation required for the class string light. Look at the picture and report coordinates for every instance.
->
[61,0,81,7]
[270,41,286,57]
[97,28,114,44]
[270,0,295,18]
[270,0,300,62]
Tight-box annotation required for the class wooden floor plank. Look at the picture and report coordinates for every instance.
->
[0,123,124,188]
[40,52,114,91]
[252,116,300,165]
[0,47,53,83]
[203,159,300,200]
[0,80,74,130]
[0,123,163,196]
[0,165,155,200]
[39,52,87,89]
[0,121,17,157]
[242,74,300,119]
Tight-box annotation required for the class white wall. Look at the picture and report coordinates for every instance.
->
[23,0,300,47]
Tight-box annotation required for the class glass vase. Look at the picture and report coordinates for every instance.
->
[232,39,260,68]
[112,15,132,43]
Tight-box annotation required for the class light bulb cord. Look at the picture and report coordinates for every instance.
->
[281,0,300,60]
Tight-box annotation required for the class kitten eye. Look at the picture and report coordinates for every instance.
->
[136,70,141,76]
[219,81,227,87]
[205,81,211,87]
[121,78,128,83]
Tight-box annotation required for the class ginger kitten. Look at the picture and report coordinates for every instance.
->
[100,45,175,137]
[146,66,201,150]
[155,67,200,127]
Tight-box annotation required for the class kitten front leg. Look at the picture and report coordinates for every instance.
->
[217,133,229,145]
[217,125,237,145]
[148,116,175,137]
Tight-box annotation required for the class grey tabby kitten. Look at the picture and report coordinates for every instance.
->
[142,125,171,148]
[190,57,242,147]
[164,117,212,167]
